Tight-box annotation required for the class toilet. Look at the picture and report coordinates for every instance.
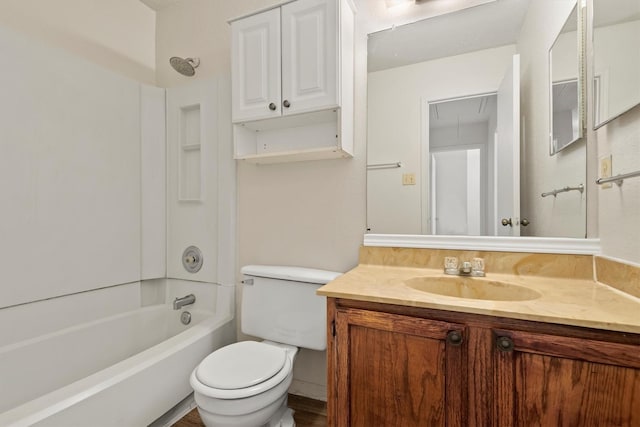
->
[190,265,341,427]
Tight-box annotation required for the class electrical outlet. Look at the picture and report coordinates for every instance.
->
[599,155,612,189]
[402,173,416,185]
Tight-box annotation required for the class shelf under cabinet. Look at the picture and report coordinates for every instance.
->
[233,108,352,164]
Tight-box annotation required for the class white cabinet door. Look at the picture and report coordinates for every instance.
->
[281,0,338,115]
[231,8,281,122]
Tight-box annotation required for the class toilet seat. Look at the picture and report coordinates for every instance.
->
[192,341,293,400]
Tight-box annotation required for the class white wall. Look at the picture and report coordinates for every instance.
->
[594,106,640,264]
[588,7,640,264]
[0,0,156,84]
[367,45,515,234]
[517,0,587,238]
[0,24,165,308]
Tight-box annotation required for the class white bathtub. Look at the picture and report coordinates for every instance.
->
[0,281,235,427]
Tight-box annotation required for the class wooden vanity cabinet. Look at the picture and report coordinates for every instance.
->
[327,298,640,427]
[493,328,640,426]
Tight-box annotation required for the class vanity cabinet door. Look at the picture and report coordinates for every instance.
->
[492,328,640,427]
[329,306,467,427]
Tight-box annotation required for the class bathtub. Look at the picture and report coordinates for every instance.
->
[0,280,235,427]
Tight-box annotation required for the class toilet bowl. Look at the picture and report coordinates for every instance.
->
[190,265,342,427]
[190,341,298,427]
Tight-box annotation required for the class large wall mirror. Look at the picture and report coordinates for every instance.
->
[366,0,587,239]
[592,0,640,128]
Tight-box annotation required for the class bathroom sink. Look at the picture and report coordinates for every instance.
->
[404,276,541,301]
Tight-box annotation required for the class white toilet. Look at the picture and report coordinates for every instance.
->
[190,265,341,427]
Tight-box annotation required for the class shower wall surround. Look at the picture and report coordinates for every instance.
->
[0,25,166,308]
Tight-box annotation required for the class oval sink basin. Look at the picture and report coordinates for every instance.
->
[404,276,541,301]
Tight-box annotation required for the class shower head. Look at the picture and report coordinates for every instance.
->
[169,56,200,76]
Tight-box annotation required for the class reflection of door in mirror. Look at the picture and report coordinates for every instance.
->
[496,54,521,237]
[430,148,482,235]
[423,58,520,237]
[593,0,640,128]
[427,94,493,236]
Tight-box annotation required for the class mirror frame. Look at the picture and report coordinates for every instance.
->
[549,2,584,155]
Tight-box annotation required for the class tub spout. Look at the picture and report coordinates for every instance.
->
[173,294,195,310]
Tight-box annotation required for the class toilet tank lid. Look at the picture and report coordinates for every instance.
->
[241,265,342,284]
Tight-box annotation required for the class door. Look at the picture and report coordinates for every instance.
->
[495,54,520,236]
[431,148,483,235]
[231,8,281,122]
[493,328,640,426]
[281,0,338,115]
[331,307,466,426]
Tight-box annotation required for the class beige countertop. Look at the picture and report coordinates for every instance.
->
[317,264,640,334]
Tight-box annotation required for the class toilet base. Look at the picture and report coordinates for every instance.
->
[197,394,296,427]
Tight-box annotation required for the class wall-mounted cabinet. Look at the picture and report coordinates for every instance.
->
[230,0,355,164]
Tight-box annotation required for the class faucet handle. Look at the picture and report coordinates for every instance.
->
[444,256,459,275]
[471,258,485,276]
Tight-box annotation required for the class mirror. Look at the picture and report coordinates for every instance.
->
[366,0,587,239]
[592,0,640,128]
[550,5,581,154]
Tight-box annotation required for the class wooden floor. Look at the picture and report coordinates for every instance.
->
[173,394,326,427]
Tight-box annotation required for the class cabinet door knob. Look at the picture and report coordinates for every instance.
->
[447,330,464,346]
[268,102,276,111]
[521,218,530,227]
[496,336,514,352]
[283,100,291,108]
[501,218,513,227]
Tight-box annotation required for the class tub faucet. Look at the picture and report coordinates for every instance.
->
[173,294,195,310]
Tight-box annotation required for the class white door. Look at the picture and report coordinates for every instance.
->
[496,54,521,236]
[431,149,482,236]
[281,0,338,115]
[231,8,281,122]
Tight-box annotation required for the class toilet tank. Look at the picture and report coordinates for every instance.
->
[241,265,342,351]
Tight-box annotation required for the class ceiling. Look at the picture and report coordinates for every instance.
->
[429,95,497,129]
[368,0,530,72]
[594,0,640,27]
[138,0,182,11]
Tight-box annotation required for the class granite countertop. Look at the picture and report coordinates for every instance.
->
[317,264,640,334]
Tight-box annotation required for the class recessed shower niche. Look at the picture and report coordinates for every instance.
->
[179,104,202,201]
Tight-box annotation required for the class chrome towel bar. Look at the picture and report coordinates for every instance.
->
[367,162,402,170]
[596,169,640,186]
[541,184,584,198]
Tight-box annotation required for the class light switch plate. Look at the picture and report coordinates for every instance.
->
[402,173,416,185]
[599,155,612,189]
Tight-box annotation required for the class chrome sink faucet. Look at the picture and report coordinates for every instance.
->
[173,294,196,310]
[444,257,485,277]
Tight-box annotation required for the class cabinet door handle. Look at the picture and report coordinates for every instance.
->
[283,100,291,108]
[496,336,514,352]
[268,102,276,111]
[447,330,464,346]
[501,218,513,227]
[521,218,530,226]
